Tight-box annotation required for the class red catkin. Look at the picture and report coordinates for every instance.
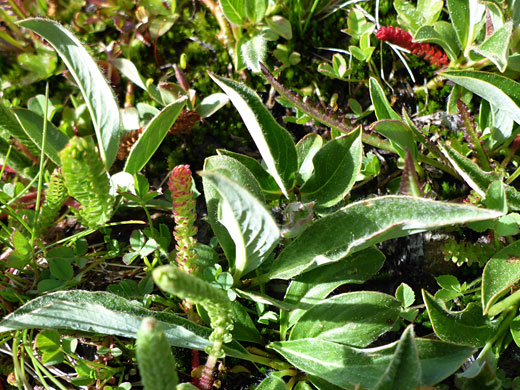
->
[376,26,450,68]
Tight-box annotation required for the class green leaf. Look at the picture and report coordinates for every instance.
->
[486,181,508,213]
[36,330,64,365]
[447,0,469,48]
[482,240,520,315]
[230,301,263,344]
[300,129,362,207]
[216,150,280,198]
[373,325,422,390]
[296,133,323,185]
[48,258,74,281]
[266,16,292,40]
[289,291,401,347]
[440,70,520,125]
[281,247,385,337]
[441,143,520,210]
[241,34,267,73]
[511,314,520,347]
[472,22,512,72]
[414,21,461,61]
[394,0,443,33]
[268,338,475,389]
[124,97,186,174]
[255,373,286,390]
[19,18,121,169]
[371,120,417,160]
[209,73,297,197]
[369,78,401,121]
[27,95,56,120]
[245,0,267,24]
[267,196,502,280]
[423,291,496,347]
[11,229,31,256]
[438,143,501,197]
[111,58,163,104]
[0,100,40,157]
[0,290,250,360]
[201,171,280,280]
[196,93,229,118]
[0,136,37,179]
[203,155,265,269]
[219,0,245,25]
[13,108,68,165]
[395,283,415,308]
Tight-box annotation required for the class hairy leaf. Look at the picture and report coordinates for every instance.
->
[19,18,121,168]
[268,196,502,280]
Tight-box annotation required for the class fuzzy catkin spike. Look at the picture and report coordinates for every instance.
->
[37,168,68,234]
[375,26,449,68]
[58,136,114,227]
[136,317,179,390]
[168,165,199,273]
[152,265,234,351]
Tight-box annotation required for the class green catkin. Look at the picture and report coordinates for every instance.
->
[152,265,234,353]
[153,265,234,389]
[36,168,68,234]
[58,136,114,227]
[136,317,179,390]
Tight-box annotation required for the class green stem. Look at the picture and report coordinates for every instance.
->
[487,289,520,317]
[11,331,30,390]
[22,332,68,390]
[477,304,518,362]
[32,83,49,246]
[506,165,520,185]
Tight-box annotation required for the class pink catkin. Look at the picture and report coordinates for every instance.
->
[168,165,198,273]
[376,26,449,68]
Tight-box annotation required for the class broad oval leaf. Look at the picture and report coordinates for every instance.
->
[196,93,229,118]
[289,291,401,347]
[281,247,385,338]
[0,290,250,360]
[373,325,422,390]
[241,34,267,73]
[13,108,68,165]
[414,21,460,61]
[300,129,362,207]
[440,70,520,124]
[482,240,520,314]
[124,97,187,174]
[268,338,475,389]
[203,155,264,269]
[472,22,513,72]
[268,196,502,280]
[255,374,286,390]
[201,171,280,281]
[371,120,416,160]
[423,291,496,347]
[19,18,121,168]
[209,72,297,198]
[219,0,245,25]
[216,150,280,198]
